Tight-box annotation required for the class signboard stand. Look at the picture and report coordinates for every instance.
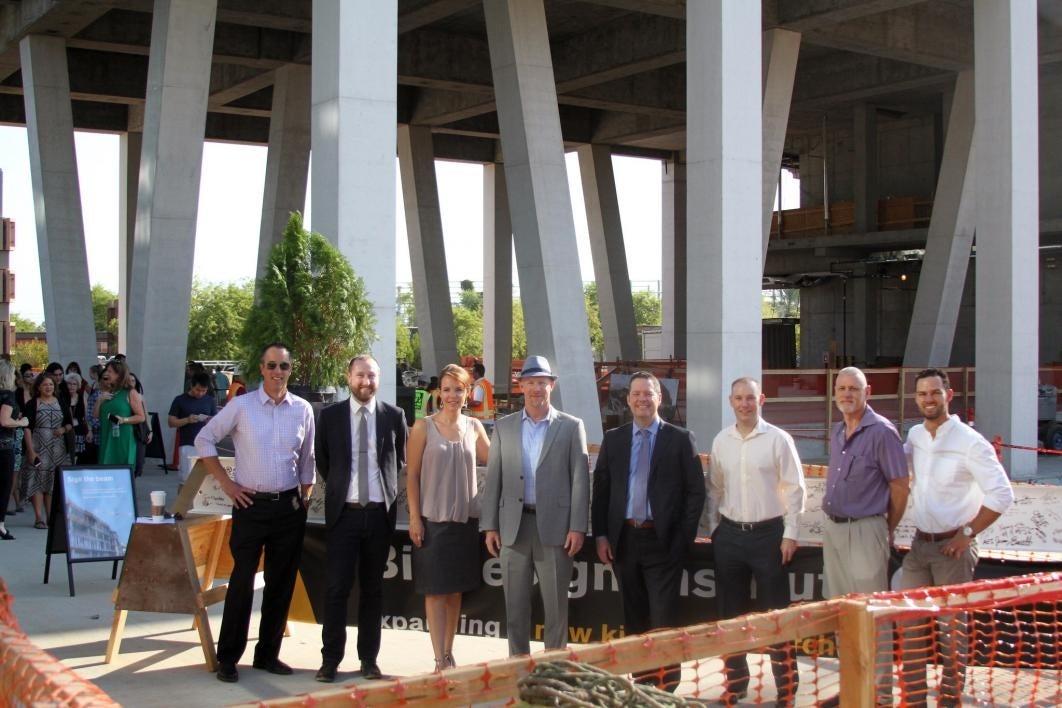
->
[44,465,136,597]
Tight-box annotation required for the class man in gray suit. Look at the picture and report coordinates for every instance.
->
[481,355,590,656]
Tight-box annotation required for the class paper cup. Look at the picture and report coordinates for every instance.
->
[150,490,166,521]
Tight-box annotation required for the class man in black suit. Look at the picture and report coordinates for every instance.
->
[591,371,706,691]
[314,355,407,683]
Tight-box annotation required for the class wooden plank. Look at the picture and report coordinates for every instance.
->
[103,609,127,664]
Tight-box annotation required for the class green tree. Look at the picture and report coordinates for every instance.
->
[762,288,800,318]
[395,287,421,369]
[91,284,118,337]
[241,212,376,388]
[511,299,527,359]
[583,283,604,358]
[452,304,483,358]
[632,290,662,326]
[187,279,255,360]
[9,312,42,332]
[458,280,482,314]
[11,339,48,368]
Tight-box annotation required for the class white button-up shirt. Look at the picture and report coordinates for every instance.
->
[349,397,384,503]
[708,418,806,540]
[905,414,1014,533]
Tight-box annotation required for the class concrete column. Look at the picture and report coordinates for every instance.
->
[118,129,141,354]
[483,162,512,397]
[686,2,762,442]
[853,103,878,233]
[849,274,879,366]
[576,144,639,361]
[761,28,801,261]
[904,71,976,368]
[974,0,1039,477]
[661,155,686,359]
[19,35,98,367]
[258,64,311,283]
[312,0,398,402]
[126,0,217,414]
[397,124,458,375]
[484,0,602,442]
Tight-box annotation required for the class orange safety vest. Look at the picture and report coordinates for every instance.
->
[468,378,495,421]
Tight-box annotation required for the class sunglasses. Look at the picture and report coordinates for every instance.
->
[264,361,291,370]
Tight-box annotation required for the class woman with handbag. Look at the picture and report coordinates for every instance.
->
[94,359,146,469]
[22,373,73,529]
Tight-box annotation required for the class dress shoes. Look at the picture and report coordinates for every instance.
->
[315,663,338,683]
[360,661,383,680]
[216,663,239,683]
[252,658,293,675]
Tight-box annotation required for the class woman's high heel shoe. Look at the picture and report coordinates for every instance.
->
[444,652,455,668]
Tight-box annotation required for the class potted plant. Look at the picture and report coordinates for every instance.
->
[240,212,376,401]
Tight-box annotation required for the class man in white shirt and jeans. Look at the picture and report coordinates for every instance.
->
[899,368,1014,707]
[708,377,806,705]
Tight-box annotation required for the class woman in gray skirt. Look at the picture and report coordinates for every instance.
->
[406,363,490,672]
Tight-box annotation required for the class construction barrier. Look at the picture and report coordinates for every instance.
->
[240,572,1062,707]
[0,578,118,708]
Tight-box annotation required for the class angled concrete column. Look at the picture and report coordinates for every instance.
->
[904,71,976,368]
[312,0,398,401]
[19,35,97,367]
[127,0,216,414]
[118,128,141,353]
[974,0,1039,477]
[398,124,458,375]
[484,0,602,442]
[761,28,800,261]
[854,103,878,233]
[686,2,762,442]
[258,64,311,283]
[661,155,686,359]
[483,162,512,396]
[576,144,639,361]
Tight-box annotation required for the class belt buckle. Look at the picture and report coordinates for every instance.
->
[738,520,754,532]
[268,492,280,501]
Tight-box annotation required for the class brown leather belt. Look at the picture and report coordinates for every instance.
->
[624,519,655,529]
[915,528,959,542]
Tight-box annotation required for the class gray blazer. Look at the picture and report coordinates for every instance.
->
[481,408,590,547]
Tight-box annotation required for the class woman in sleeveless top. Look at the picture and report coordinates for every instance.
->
[94,359,146,467]
[22,373,73,529]
[406,363,490,672]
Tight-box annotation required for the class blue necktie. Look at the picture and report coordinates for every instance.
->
[631,428,651,523]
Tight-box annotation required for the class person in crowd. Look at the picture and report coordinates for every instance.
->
[168,371,217,487]
[481,355,589,656]
[227,373,247,402]
[315,355,407,683]
[466,362,495,428]
[0,360,30,539]
[708,377,806,705]
[22,372,73,529]
[66,362,87,394]
[84,365,103,465]
[65,373,89,464]
[406,363,490,672]
[45,362,70,410]
[898,368,1014,706]
[94,359,147,469]
[195,342,315,683]
[16,364,34,408]
[822,366,909,705]
[591,370,705,692]
[213,366,230,406]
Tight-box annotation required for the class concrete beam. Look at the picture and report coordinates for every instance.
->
[772,0,929,32]
[761,28,800,262]
[853,103,878,233]
[19,34,98,367]
[483,163,512,397]
[661,154,686,359]
[398,0,479,34]
[117,129,140,353]
[577,144,640,361]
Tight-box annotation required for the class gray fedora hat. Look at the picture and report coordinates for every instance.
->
[519,355,557,380]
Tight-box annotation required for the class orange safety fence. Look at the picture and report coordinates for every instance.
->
[238,571,1062,707]
[0,578,119,708]
[993,435,1062,459]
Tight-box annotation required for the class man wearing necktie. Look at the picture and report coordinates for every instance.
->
[314,355,408,683]
[591,371,705,692]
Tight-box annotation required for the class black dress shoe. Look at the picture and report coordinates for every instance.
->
[252,658,293,675]
[315,663,338,683]
[216,663,239,683]
[360,661,383,680]
[0,530,14,540]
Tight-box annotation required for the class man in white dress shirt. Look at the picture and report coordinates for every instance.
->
[898,368,1014,707]
[708,377,806,705]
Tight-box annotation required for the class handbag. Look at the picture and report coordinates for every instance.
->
[133,419,150,444]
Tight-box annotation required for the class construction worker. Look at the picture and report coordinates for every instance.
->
[466,363,495,427]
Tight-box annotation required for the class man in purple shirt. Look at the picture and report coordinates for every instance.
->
[822,366,908,704]
[195,342,316,683]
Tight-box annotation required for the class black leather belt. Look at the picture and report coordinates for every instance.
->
[522,505,537,514]
[826,513,882,523]
[915,528,959,542]
[346,501,385,510]
[250,488,298,501]
[720,515,782,532]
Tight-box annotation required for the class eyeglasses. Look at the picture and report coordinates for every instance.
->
[264,361,291,370]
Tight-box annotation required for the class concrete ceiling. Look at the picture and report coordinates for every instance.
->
[0,0,1057,158]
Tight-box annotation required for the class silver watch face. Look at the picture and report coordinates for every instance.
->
[963,525,974,537]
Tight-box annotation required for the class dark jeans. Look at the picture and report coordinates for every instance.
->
[217,493,307,666]
[321,505,391,666]
[713,518,798,702]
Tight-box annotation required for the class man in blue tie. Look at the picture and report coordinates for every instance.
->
[591,371,706,691]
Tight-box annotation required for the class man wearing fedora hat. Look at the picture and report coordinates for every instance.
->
[481,355,590,656]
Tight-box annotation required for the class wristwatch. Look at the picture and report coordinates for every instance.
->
[961,524,975,538]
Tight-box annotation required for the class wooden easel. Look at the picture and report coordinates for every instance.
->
[105,514,230,670]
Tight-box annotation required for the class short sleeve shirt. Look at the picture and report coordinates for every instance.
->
[824,404,908,518]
